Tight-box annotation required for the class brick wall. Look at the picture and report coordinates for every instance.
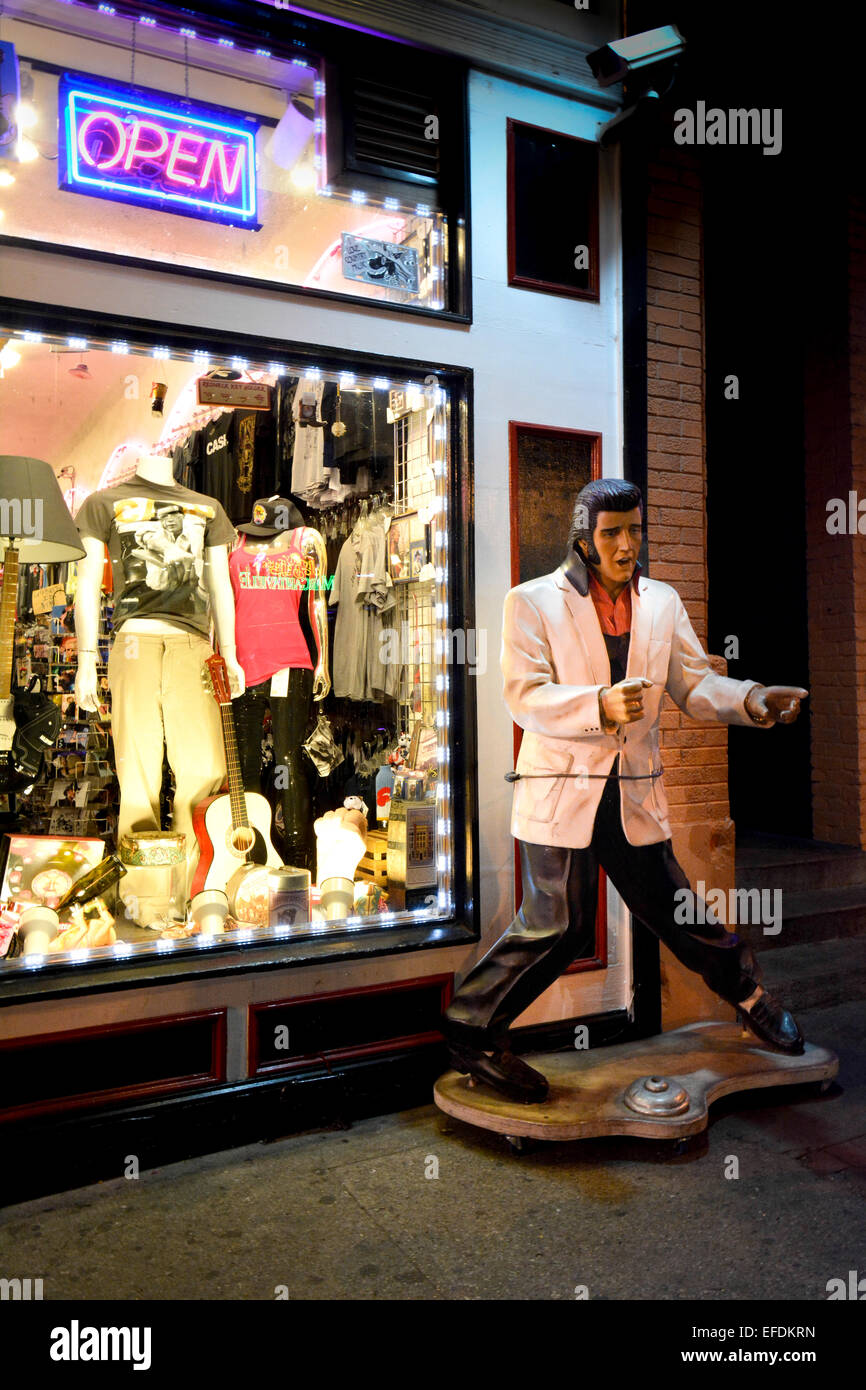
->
[643,147,733,1025]
[644,148,731,837]
[852,193,866,848]
[804,190,866,848]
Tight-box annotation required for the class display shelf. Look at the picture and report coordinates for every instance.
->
[12,590,119,846]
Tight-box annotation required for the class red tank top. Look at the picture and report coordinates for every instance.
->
[229,531,314,687]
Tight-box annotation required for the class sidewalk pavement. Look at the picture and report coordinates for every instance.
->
[1,999,863,1301]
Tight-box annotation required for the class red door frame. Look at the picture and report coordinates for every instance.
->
[508,421,607,973]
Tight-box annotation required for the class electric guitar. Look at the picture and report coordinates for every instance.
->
[191,654,281,896]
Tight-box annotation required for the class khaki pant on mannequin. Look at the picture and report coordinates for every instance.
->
[108,626,225,916]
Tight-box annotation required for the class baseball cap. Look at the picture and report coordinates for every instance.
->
[237,496,305,536]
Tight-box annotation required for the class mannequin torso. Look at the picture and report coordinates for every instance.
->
[123,455,184,636]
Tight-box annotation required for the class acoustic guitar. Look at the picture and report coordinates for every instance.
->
[191,654,281,896]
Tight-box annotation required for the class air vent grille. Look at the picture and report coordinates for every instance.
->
[350,75,440,183]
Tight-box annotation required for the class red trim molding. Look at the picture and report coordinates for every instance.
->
[0,1008,227,1122]
[248,973,453,1077]
[507,421,606,971]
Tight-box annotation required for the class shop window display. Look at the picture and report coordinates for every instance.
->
[0,0,449,311]
[0,330,455,971]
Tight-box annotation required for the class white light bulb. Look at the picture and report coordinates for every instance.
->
[290,165,316,190]
[0,170,15,187]
[17,138,38,163]
[0,346,22,369]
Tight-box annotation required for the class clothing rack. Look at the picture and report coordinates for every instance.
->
[315,491,395,540]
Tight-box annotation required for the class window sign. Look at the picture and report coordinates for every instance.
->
[59,74,260,229]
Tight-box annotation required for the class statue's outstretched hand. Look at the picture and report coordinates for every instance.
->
[748,685,809,725]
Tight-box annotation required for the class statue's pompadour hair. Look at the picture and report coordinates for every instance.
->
[568,478,643,565]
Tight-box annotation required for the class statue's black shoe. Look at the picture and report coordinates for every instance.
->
[737,991,805,1055]
[448,1042,549,1103]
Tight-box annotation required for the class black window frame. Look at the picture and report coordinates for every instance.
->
[0,297,479,1005]
[0,0,472,322]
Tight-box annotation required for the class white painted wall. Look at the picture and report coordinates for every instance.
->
[0,68,628,1021]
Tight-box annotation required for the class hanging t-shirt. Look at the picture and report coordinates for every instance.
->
[229,532,315,687]
[228,408,278,524]
[329,520,397,701]
[75,474,236,638]
[195,412,234,514]
[172,435,198,490]
[332,390,393,485]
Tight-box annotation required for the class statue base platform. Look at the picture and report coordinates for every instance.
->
[433,1022,838,1150]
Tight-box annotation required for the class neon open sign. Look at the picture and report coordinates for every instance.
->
[59,73,260,227]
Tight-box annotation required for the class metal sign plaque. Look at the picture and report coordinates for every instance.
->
[340,233,420,293]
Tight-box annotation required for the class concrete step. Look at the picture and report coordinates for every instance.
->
[736,832,866,893]
[756,937,866,1013]
[737,884,866,952]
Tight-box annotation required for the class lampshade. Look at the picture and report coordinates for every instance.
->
[265,96,314,171]
[0,456,86,562]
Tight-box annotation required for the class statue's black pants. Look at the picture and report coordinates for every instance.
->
[444,771,760,1048]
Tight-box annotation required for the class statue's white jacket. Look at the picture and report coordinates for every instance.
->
[503,563,767,848]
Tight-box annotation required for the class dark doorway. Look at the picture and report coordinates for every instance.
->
[701,121,811,838]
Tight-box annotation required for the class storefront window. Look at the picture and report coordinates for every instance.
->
[0,326,457,972]
[0,1,449,310]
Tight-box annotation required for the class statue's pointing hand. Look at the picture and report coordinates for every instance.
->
[747,685,809,725]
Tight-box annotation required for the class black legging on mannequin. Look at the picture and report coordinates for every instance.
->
[232,668,315,869]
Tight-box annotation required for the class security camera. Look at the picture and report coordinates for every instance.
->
[587,24,685,87]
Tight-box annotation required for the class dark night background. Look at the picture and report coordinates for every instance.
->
[621,1,859,837]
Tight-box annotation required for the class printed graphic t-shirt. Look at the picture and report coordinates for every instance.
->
[75,475,236,637]
[195,413,234,515]
[229,532,314,686]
